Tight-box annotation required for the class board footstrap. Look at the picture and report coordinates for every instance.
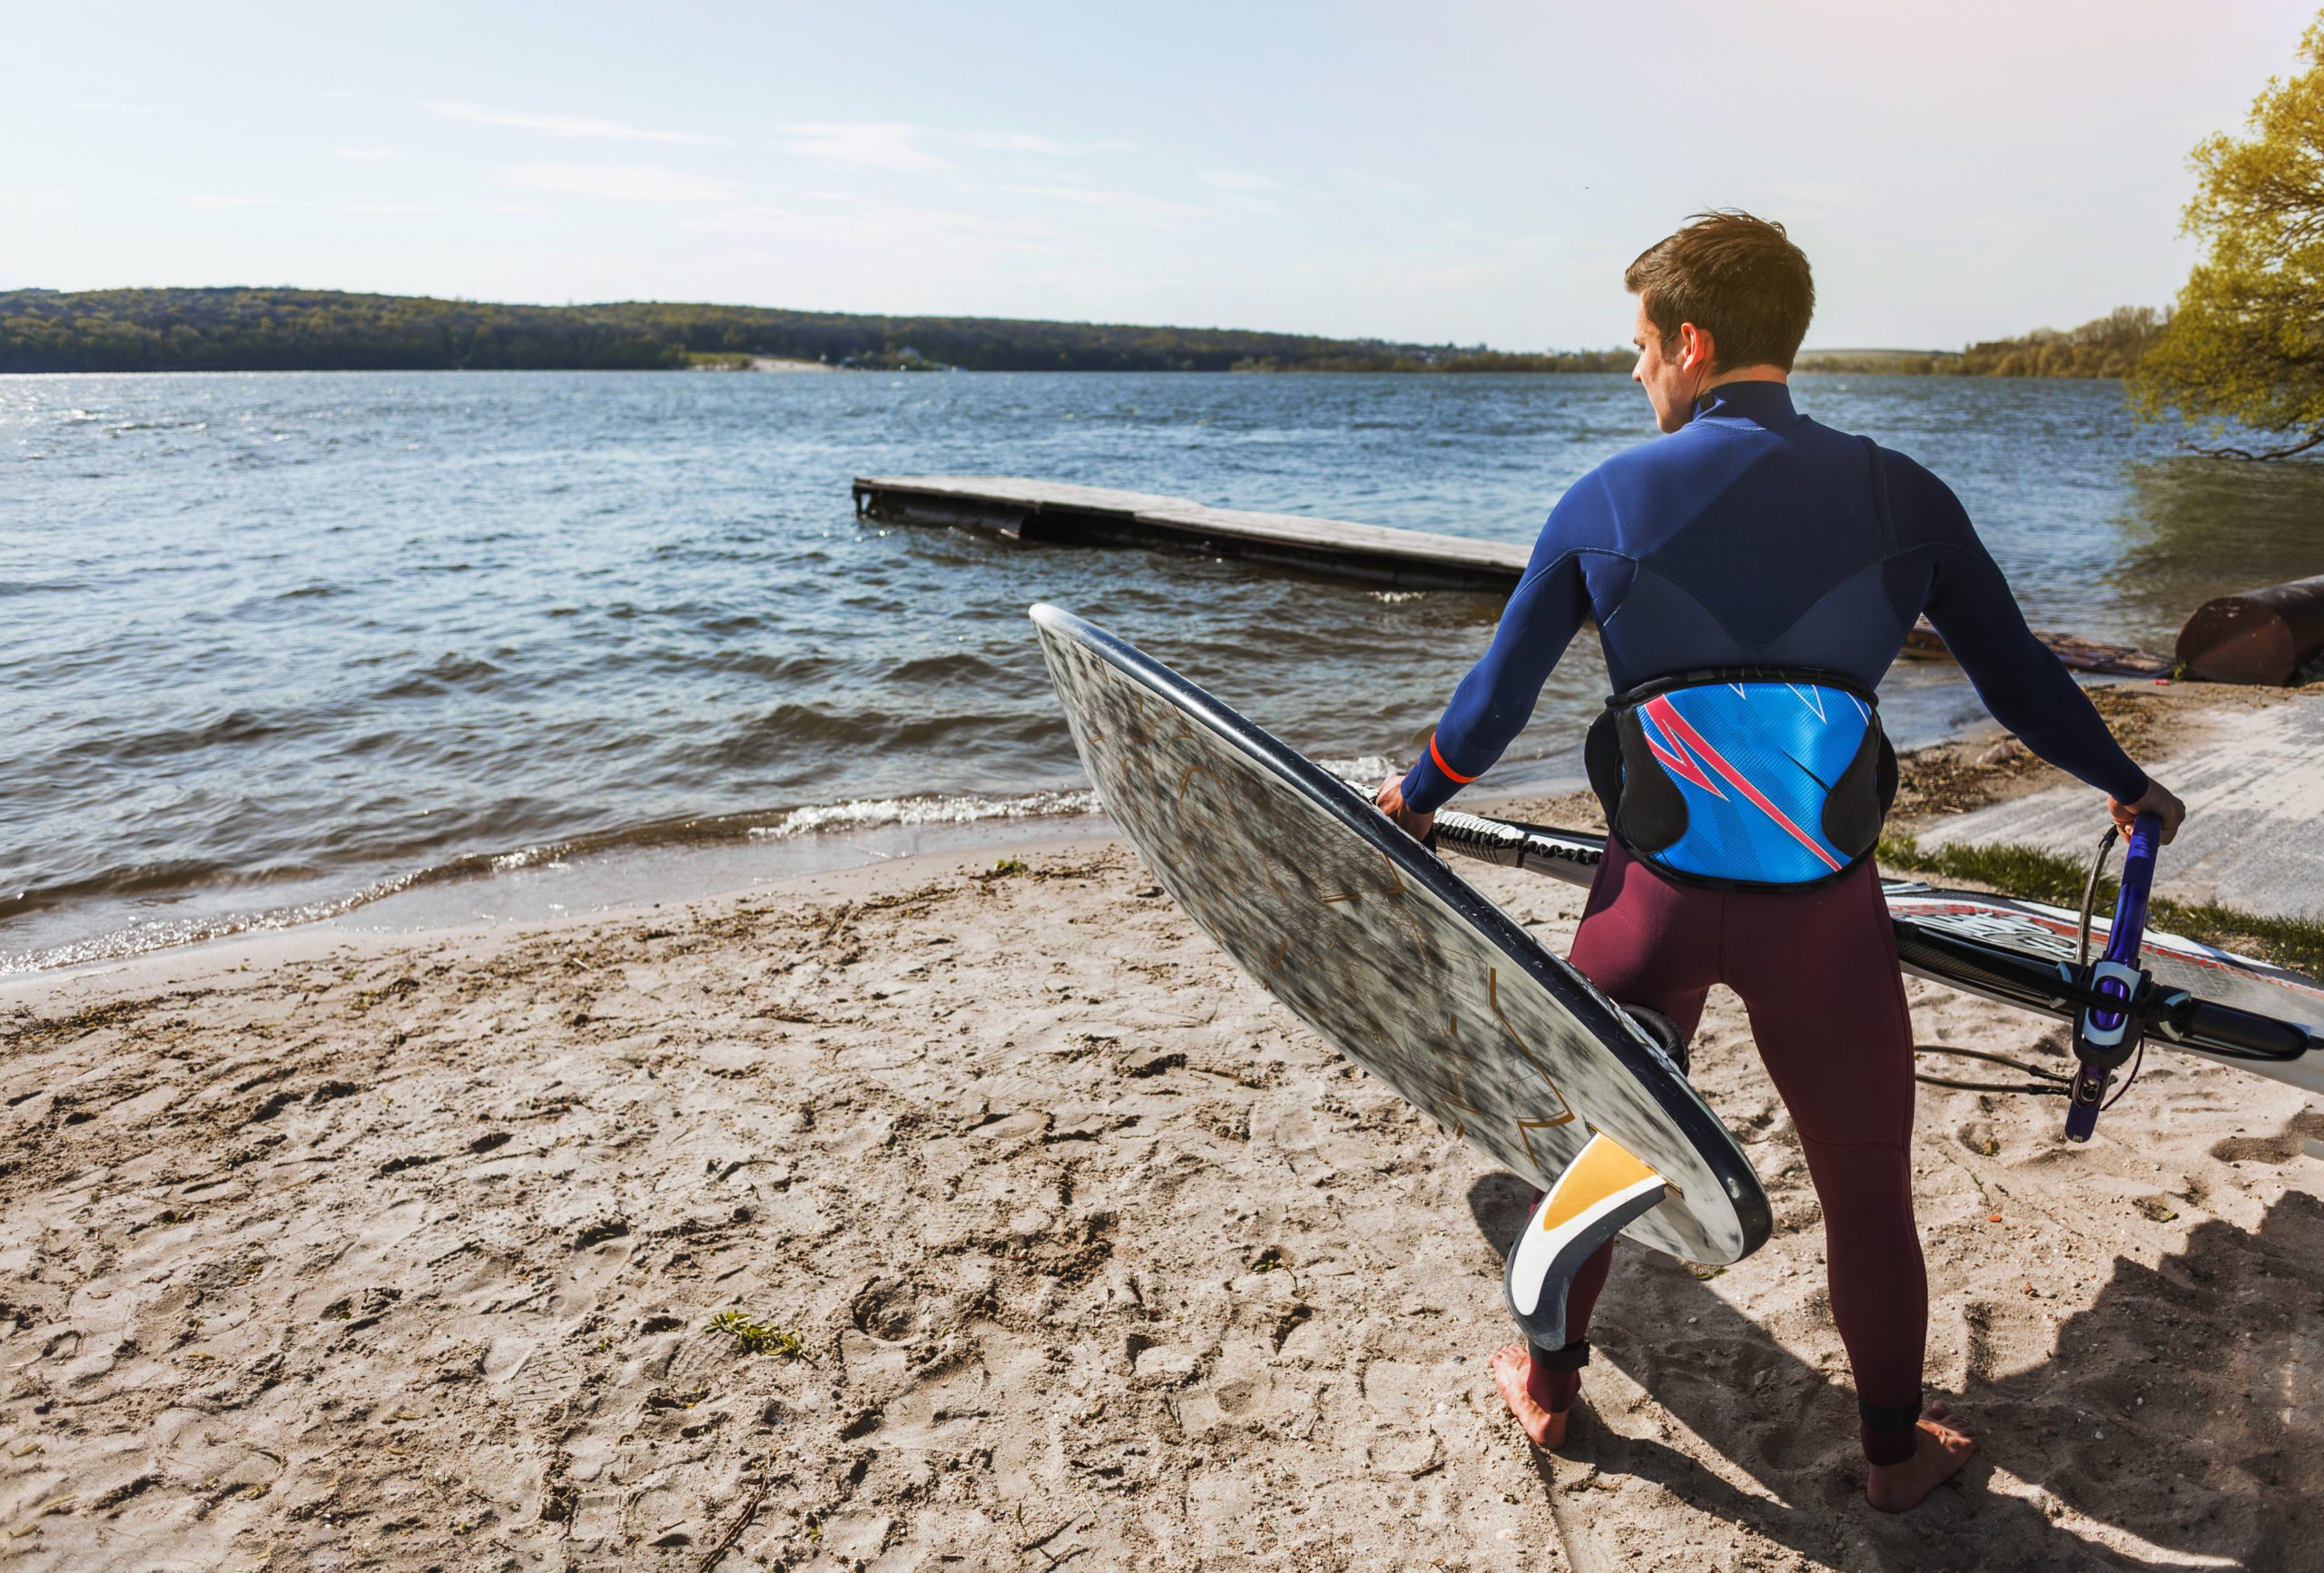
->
[1503,1131,1669,1348]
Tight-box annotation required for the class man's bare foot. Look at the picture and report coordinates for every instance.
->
[1865,1401,1978,1512]
[1490,1342,1570,1450]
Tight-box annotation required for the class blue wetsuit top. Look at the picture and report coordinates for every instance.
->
[1399,380,2147,815]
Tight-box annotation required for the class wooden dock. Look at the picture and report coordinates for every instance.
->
[852,475,2173,677]
[852,475,1527,593]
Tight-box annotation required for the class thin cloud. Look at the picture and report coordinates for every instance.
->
[334,148,398,161]
[479,202,552,216]
[337,203,440,215]
[1768,182,1855,208]
[507,164,741,203]
[2,186,73,216]
[432,102,725,145]
[172,193,301,209]
[1201,172,1283,214]
[74,102,153,114]
[681,197,1086,274]
[686,198,1071,251]
[1337,168,1422,197]
[1003,183,1210,226]
[779,123,948,172]
[960,129,1139,158]
[684,204,836,237]
[965,130,1078,155]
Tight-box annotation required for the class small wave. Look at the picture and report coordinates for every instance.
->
[1312,752,1406,787]
[751,788,1101,839]
[375,653,507,697]
[0,866,433,976]
[487,844,570,872]
[700,703,1039,766]
[885,651,1006,683]
[3,787,1106,974]
[54,708,285,766]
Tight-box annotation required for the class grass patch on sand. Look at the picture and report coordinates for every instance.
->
[707,1310,804,1358]
[1878,835,2324,979]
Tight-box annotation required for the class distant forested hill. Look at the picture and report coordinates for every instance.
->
[1797,308,2166,379]
[0,288,1634,375]
[0,287,2169,377]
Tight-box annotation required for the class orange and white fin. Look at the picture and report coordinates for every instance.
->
[1503,1131,1669,1348]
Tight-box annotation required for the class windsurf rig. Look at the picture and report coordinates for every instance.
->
[1384,793,2317,1128]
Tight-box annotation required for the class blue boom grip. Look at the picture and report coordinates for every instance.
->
[2065,811,2162,1142]
[2109,814,2162,961]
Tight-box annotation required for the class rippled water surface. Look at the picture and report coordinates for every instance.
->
[6,369,2320,968]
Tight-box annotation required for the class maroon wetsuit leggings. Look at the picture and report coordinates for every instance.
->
[1530,840,1926,1465]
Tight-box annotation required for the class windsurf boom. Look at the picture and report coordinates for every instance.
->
[1406,801,2321,1098]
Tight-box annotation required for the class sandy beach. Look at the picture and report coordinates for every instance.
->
[4,686,2319,1571]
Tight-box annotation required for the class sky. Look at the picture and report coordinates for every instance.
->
[6,1,2319,350]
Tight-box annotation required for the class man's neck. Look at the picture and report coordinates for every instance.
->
[1701,365,1788,393]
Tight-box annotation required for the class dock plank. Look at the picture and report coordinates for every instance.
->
[854,474,1526,591]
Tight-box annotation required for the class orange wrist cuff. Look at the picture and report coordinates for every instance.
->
[1428,735,1478,784]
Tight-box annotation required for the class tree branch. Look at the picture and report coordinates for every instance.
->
[2192,426,2324,460]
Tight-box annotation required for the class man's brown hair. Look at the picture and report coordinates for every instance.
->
[1624,211,1815,373]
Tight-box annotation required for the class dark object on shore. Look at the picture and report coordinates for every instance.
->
[858,475,2177,677]
[2175,575,2324,684]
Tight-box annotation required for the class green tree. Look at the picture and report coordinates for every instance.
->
[2131,15,2324,457]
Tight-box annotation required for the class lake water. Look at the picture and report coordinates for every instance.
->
[6,369,2320,971]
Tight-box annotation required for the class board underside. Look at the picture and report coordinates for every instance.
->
[1032,605,1768,1265]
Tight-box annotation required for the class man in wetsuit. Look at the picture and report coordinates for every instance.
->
[1374,212,2187,1512]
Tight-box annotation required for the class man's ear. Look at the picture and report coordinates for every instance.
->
[1679,321,1716,373]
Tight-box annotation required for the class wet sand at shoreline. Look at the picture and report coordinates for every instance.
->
[3,686,2319,1570]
